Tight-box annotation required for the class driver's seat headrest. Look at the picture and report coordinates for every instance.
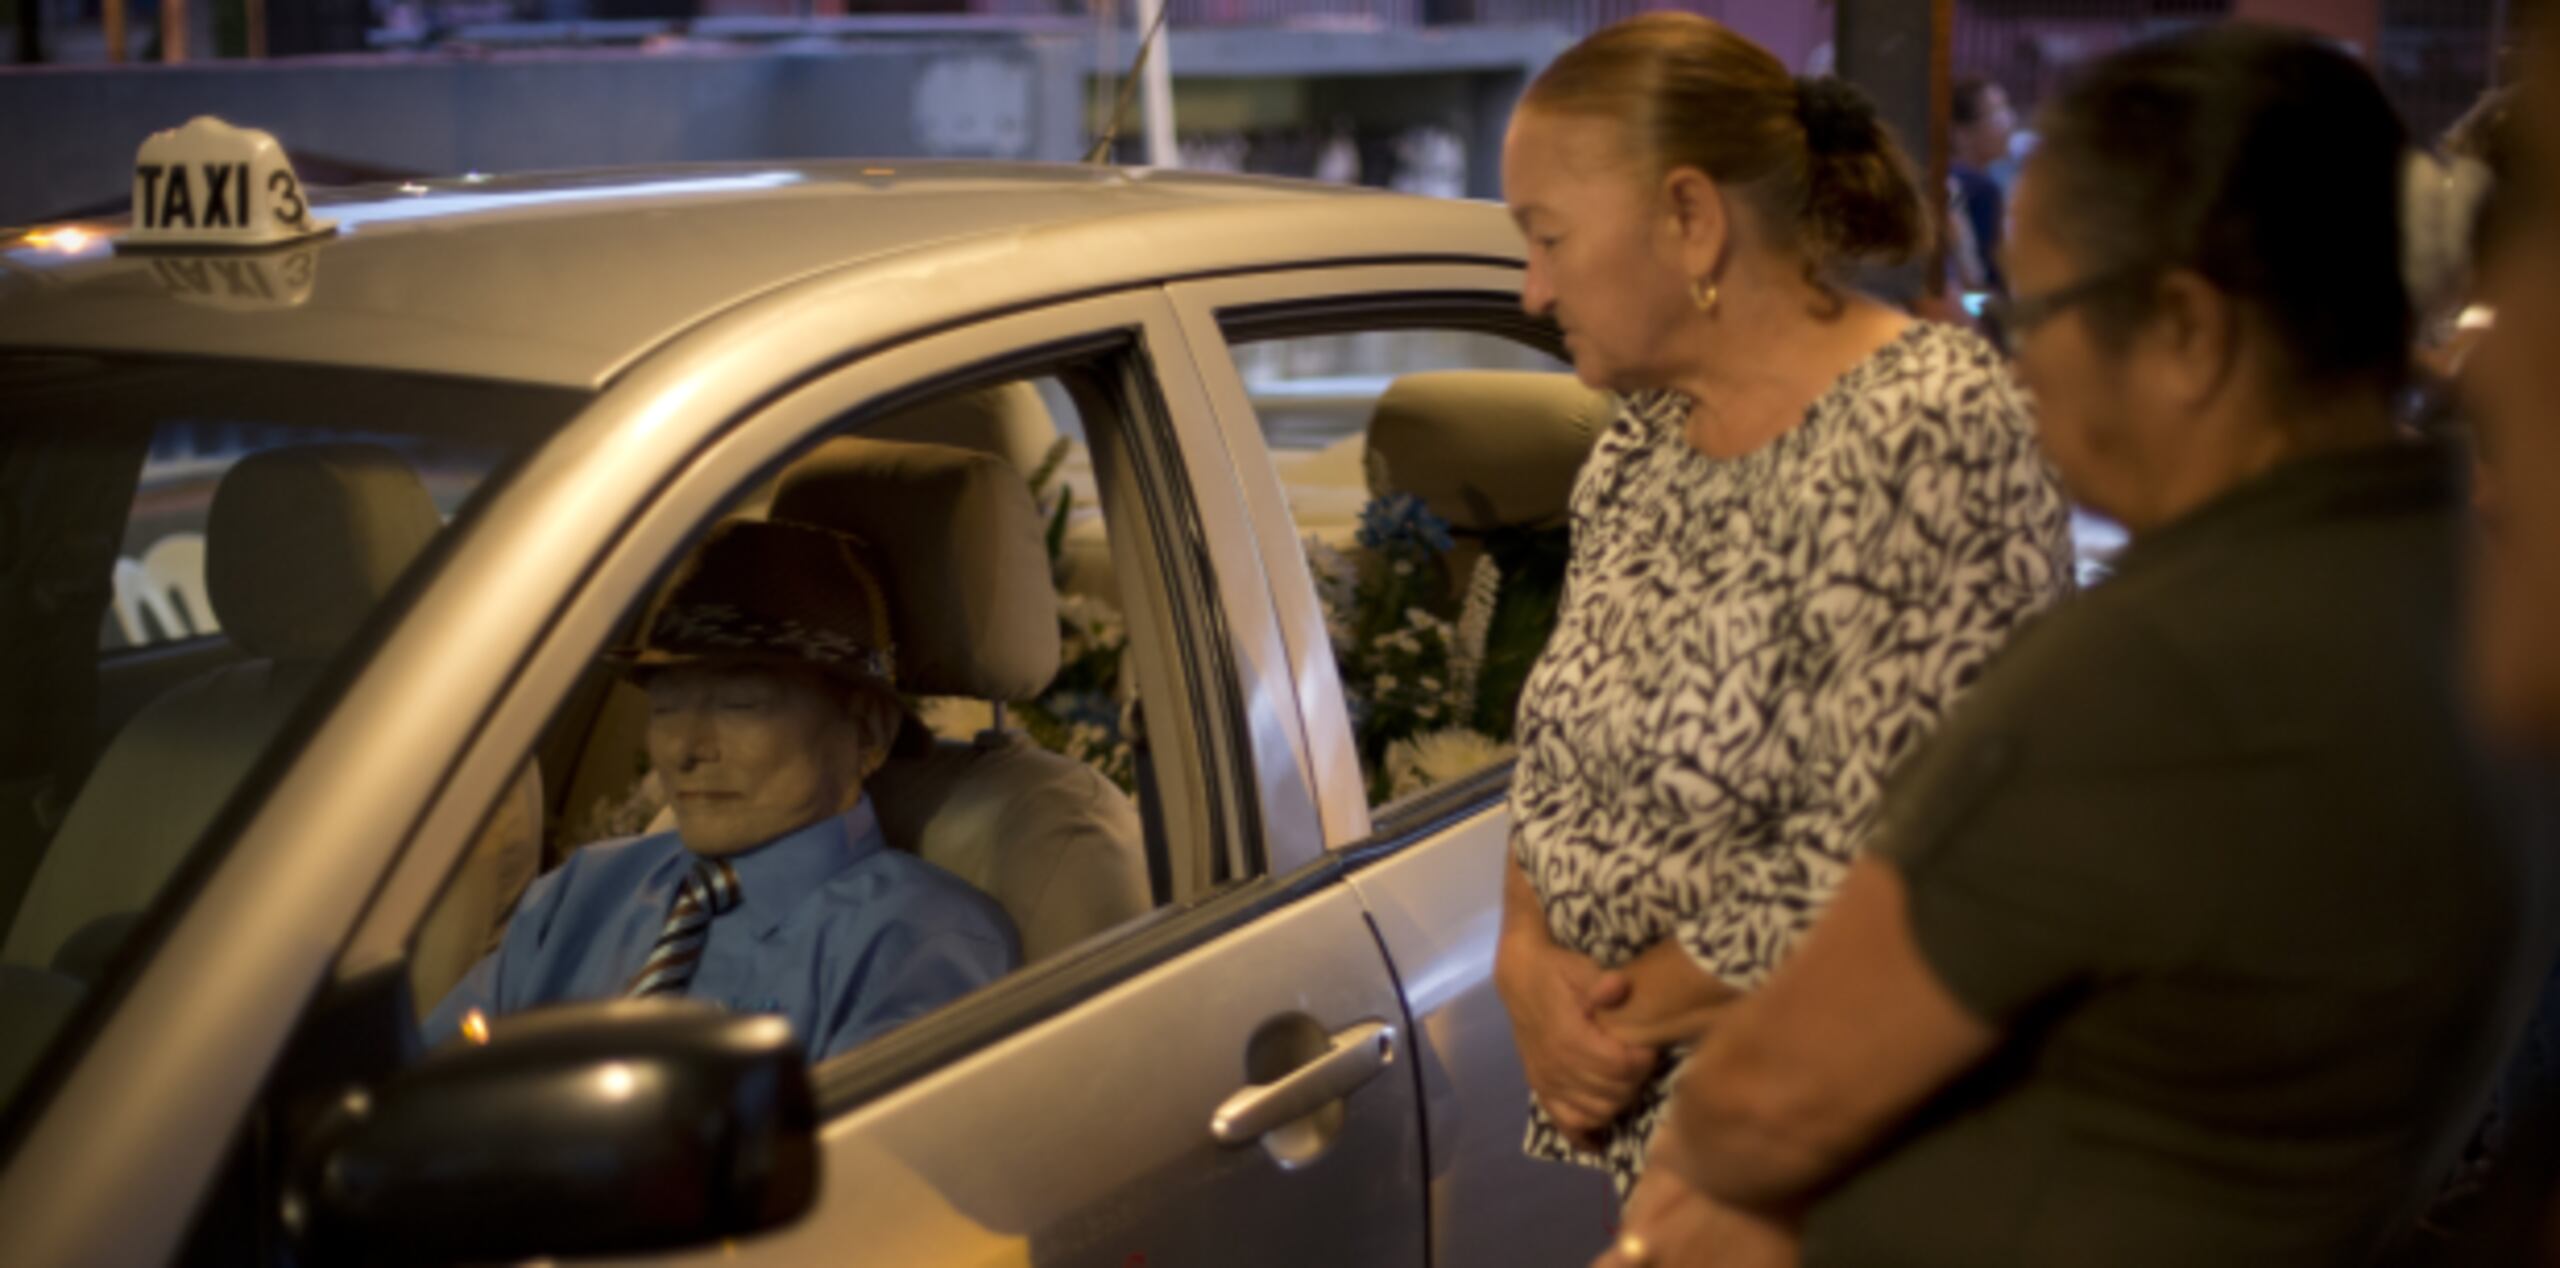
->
[206,444,443,662]
[1364,371,1612,531]
[860,381,1061,479]
[771,438,1060,703]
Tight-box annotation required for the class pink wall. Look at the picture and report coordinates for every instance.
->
[2232,0,2381,53]
[1714,0,1834,72]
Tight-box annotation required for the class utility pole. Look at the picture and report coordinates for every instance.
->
[1833,0,1953,305]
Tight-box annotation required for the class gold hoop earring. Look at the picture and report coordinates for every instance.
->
[1690,277,1720,313]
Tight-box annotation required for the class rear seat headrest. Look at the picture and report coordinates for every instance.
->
[860,381,1061,479]
[771,438,1060,703]
[206,444,442,662]
[1364,371,1612,531]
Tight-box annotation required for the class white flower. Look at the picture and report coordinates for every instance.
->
[1419,676,1442,693]
[1374,673,1399,693]
[1383,728,1515,799]
[1393,559,1415,577]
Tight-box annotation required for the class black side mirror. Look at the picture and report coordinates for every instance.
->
[283,999,818,1262]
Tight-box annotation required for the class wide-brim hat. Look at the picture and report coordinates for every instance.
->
[608,518,897,689]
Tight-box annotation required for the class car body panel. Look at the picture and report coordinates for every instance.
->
[0,161,1523,389]
[612,882,1426,1268]
[1348,799,1619,1266]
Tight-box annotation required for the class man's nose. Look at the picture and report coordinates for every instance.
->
[1521,258,1555,319]
[668,708,719,765]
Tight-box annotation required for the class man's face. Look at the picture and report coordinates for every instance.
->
[644,664,864,857]
[2461,38,2560,744]
[1958,84,2017,167]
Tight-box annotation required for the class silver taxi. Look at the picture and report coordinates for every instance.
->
[0,126,1617,1265]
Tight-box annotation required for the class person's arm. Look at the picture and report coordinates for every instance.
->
[1496,851,1658,1142]
[418,855,577,1047]
[818,911,1017,1062]
[1656,858,1998,1210]
[1672,360,2070,992]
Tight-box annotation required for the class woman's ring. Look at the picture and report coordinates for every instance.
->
[1614,1232,1653,1266]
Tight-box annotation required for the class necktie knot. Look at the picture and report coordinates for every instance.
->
[628,856,742,998]
[687,856,743,917]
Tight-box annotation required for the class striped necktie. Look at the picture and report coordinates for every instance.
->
[627,856,742,998]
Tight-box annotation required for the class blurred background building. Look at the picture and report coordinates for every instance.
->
[0,0,2523,234]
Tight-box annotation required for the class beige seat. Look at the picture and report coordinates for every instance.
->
[874,381,1122,606]
[771,436,1150,964]
[5,446,537,993]
[1349,370,1610,611]
[1362,370,1611,535]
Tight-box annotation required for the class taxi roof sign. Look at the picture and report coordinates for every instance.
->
[118,116,336,252]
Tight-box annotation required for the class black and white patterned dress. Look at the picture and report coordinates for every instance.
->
[1510,322,2074,1193]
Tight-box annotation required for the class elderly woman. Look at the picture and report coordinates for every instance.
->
[1493,11,2074,1199]
[1604,26,2560,1268]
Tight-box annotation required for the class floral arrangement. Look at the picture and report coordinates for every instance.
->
[1311,492,1571,803]
[1004,448,1569,806]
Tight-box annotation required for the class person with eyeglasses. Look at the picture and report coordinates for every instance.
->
[1593,25,2560,1268]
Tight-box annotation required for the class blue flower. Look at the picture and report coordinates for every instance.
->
[1357,492,1456,554]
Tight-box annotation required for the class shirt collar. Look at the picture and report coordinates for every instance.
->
[706,796,885,939]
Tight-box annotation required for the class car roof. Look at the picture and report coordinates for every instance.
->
[0,160,1526,390]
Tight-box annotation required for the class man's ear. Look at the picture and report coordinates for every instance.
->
[2142,269,2244,412]
[844,688,899,779]
[1662,165,1730,283]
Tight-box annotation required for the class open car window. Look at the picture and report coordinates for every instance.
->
[1228,326,1587,810]
[398,354,1212,1078]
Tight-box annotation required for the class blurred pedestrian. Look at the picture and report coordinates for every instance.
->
[2429,6,2560,1263]
[1951,76,2017,294]
[1493,9,2073,1208]
[1600,25,2560,1268]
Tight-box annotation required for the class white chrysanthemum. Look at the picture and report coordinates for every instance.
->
[1384,728,1515,799]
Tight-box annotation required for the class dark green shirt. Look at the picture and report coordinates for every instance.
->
[1805,445,2560,1267]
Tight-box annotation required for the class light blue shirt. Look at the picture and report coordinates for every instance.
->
[425,798,1017,1063]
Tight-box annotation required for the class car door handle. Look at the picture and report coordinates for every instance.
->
[1209,1020,1397,1147]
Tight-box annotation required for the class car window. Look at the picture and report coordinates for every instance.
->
[401,362,1191,1074]
[1228,327,1587,809]
[0,352,584,1118]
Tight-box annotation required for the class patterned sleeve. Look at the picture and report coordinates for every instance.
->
[1674,336,2074,986]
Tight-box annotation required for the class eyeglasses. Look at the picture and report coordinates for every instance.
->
[1981,267,2149,356]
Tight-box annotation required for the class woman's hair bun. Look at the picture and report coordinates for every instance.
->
[1794,76,1884,157]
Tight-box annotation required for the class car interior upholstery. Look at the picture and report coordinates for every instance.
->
[765,436,1151,963]
[8,445,449,974]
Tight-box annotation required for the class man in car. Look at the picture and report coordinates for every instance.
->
[423,518,1019,1063]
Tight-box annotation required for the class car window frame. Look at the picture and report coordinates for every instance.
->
[326,286,1352,1125]
[1163,265,1565,854]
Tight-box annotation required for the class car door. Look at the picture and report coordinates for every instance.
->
[1166,265,1622,1266]
[0,282,1429,1265]
[318,287,1431,1267]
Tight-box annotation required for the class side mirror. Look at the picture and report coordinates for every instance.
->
[283,1000,819,1261]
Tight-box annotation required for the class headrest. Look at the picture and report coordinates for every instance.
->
[1364,371,1612,531]
[770,438,1060,702]
[206,444,442,662]
[861,381,1061,478]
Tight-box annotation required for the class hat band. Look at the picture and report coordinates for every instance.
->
[648,601,896,686]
